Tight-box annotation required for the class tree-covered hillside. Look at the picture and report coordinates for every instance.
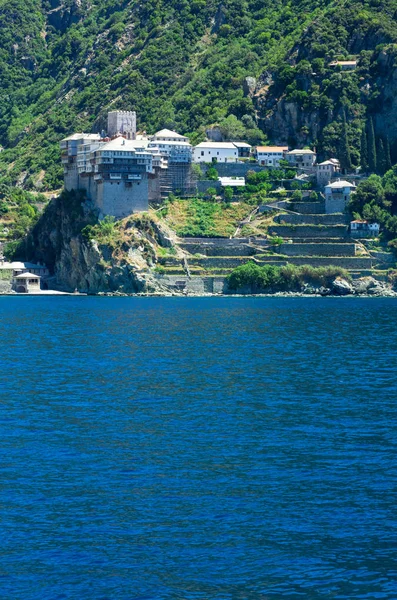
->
[2,0,397,190]
[259,0,397,166]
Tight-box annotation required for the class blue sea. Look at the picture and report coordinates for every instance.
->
[1,296,397,600]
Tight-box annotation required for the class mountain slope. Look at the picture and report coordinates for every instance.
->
[257,0,397,164]
[0,0,324,189]
[1,0,397,190]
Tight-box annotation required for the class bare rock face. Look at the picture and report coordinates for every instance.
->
[205,126,223,142]
[243,77,257,97]
[258,95,321,148]
[47,0,84,32]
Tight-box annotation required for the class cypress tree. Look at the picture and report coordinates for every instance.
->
[360,125,368,173]
[367,117,377,173]
[339,109,352,172]
[385,137,392,172]
[377,138,387,175]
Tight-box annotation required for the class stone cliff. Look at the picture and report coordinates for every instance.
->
[21,191,175,294]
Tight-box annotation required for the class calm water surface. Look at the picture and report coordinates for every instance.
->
[1,296,397,599]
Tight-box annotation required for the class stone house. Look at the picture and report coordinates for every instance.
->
[350,220,380,238]
[256,146,289,167]
[316,158,340,186]
[12,272,41,293]
[324,180,356,213]
[284,149,317,169]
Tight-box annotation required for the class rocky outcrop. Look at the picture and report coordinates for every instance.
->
[331,277,354,295]
[47,0,85,31]
[20,192,174,294]
[352,276,396,296]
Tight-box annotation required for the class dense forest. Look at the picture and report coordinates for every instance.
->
[2,0,397,192]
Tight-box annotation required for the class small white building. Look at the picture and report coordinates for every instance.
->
[350,220,380,238]
[12,272,41,293]
[256,146,289,167]
[193,142,239,164]
[329,60,357,71]
[316,158,340,186]
[285,149,317,169]
[324,179,356,213]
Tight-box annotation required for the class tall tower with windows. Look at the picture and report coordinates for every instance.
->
[107,110,136,139]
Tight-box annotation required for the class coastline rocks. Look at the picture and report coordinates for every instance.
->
[319,286,331,296]
[352,276,377,294]
[331,277,354,296]
[352,276,397,296]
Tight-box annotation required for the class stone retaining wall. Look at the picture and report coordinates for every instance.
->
[279,237,351,244]
[199,163,265,177]
[188,256,256,269]
[180,243,257,257]
[371,251,396,265]
[155,274,228,294]
[269,225,348,238]
[197,180,222,194]
[0,280,11,293]
[278,243,357,257]
[276,213,348,226]
[290,201,325,214]
[265,256,374,269]
[177,237,249,244]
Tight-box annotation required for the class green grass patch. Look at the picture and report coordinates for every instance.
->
[162,198,252,238]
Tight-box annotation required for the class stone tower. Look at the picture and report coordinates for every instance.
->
[107,110,137,140]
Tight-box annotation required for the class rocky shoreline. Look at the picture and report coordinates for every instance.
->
[92,276,397,298]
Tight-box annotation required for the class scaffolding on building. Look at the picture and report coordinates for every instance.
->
[159,163,198,198]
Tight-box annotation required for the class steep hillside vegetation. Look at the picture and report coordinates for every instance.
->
[258,0,397,165]
[0,0,353,189]
[1,0,397,191]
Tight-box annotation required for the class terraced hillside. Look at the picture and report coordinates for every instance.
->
[154,194,395,293]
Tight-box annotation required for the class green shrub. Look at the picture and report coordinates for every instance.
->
[227,263,351,292]
[224,186,233,202]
